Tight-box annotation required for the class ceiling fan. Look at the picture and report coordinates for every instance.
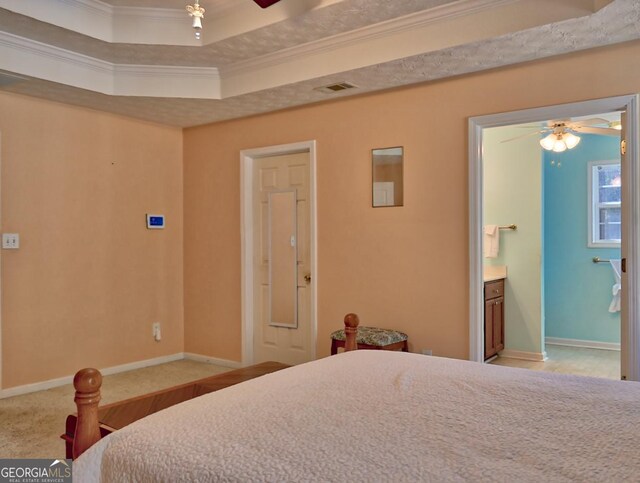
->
[252,0,282,7]
[501,118,621,153]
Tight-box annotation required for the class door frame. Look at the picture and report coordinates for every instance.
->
[468,95,640,380]
[0,132,3,393]
[240,140,317,366]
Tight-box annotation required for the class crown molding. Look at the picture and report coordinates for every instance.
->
[0,0,347,47]
[222,0,518,77]
[219,0,600,97]
[0,31,220,98]
[0,0,199,45]
[0,0,608,102]
[0,30,113,73]
[60,0,112,16]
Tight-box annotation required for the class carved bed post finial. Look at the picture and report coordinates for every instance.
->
[343,313,360,352]
[73,368,103,459]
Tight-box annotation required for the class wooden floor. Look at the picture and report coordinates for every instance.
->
[489,344,620,380]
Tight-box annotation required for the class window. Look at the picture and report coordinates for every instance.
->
[589,160,621,247]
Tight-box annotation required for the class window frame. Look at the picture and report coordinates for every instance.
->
[588,159,621,248]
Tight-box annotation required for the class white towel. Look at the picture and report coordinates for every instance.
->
[483,225,499,258]
[609,259,622,313]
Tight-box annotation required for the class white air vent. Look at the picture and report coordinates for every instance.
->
[314,82,358,94]
[0,72,27,87]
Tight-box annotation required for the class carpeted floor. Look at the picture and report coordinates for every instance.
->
[0,360,230,459]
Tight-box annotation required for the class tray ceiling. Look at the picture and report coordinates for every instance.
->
[0,0,637,127]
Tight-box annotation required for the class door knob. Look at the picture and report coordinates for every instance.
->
[304,274,311,283]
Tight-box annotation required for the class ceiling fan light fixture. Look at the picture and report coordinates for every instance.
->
[552,137,568,152]
[563,132,581,149]
[186,0,205,40]
[540,133,556,150]
[540,128,581,152]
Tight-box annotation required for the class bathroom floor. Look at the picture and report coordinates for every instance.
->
[489,344,620,380]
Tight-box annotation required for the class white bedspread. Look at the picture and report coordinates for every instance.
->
[74,351,640,482]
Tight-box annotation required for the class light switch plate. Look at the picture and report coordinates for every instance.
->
[2,233,19,249]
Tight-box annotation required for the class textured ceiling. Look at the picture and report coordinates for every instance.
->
[0,0,457,66]
[0,0,638,127]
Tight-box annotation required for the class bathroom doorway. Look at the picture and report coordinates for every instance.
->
[468,95,640,381]
[482,114,621,379]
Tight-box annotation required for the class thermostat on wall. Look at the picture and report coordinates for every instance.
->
[146,214,165,229]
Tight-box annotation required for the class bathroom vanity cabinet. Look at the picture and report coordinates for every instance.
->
[484,279,504,360]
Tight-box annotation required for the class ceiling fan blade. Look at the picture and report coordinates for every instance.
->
[500,130,545,143]
[571,126,620,136]
[252,0,282,7]
[572,117,610,127]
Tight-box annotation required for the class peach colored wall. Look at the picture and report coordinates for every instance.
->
[184,40,640,363]
[0,92,183,388]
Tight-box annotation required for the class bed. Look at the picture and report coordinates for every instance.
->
[71,314,640,482]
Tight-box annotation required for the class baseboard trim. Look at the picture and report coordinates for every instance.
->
[545,337,620,351]
[0,352,184,399]
[183,352,243,369]
[499,349,548,362]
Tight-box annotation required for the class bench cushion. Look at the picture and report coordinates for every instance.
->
[330,326,408,347]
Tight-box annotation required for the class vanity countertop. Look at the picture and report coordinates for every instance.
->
[484,265,507,282]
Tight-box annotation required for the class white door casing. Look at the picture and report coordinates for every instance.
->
[468,95,640,381]
[240,141,317,366]
[0,132,3,392]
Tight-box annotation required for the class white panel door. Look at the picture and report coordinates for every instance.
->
[373,181,394,207]
[253,152,312,365]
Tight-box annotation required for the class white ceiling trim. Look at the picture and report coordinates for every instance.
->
[0,0,606,101]
[0,0,354,48]
[113,64,220,98]
[223,0,518,78]
[0,0,200,46]
[220,0,600,97]
[0,0,633,127]
[197,0,346,44]
[62,0,112,16]
[0,31,220,98]
[1,0,112,40]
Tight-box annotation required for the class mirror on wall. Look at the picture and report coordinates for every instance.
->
[268,190,298,328]
[372,146,404,207]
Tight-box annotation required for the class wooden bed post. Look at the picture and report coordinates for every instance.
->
[73,368,103,459]
[344,313,359,351]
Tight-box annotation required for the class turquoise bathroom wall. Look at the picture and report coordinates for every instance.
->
[544,133,620,344]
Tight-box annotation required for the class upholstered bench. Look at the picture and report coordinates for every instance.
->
[330,326,409,355]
